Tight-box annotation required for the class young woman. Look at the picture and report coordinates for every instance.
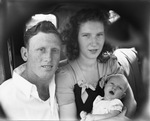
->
[56,8,136,120]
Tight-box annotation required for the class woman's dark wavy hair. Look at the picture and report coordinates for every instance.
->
[61,8,114,62]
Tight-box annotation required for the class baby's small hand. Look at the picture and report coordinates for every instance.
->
[85,114,94,121]
[80,111,87,121]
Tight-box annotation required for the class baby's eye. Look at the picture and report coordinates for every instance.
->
[110,82,114,85]
[119,87,123,90]
[117,86,123,90]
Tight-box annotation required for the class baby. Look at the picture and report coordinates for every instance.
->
[80,74,129,121]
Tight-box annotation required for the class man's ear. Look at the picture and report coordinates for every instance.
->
[21,47,28,61]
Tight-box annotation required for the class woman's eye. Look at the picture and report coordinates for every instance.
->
[82,34,90,37]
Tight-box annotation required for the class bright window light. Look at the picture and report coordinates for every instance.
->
[109,10,120,23]
[26,14,57,31]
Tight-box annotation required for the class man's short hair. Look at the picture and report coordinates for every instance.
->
[24,21,61,48]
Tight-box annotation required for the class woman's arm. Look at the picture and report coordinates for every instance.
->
[59,102,77,120]
[100,115,131,121]
[56,66,78,120]
[85,109,131,121]
[123,84,137,117]
[85,110,120,121]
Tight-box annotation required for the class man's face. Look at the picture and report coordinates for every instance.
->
[25,32,61,83]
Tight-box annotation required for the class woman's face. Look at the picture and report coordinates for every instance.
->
[78,21,105,60]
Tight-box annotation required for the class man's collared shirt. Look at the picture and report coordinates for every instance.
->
[0,64,59,120]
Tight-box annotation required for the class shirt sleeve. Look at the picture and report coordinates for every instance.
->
[55,65,76,106]
[109,99,123,112]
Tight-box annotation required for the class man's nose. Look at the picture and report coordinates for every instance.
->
[45,51,52,62]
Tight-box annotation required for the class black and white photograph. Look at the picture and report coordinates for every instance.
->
[0,0,149,121]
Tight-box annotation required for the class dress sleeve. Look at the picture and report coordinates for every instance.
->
[109,99,123,112]
[55,65,76,106]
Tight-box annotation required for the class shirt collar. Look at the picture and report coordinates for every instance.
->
[13,63,56,102]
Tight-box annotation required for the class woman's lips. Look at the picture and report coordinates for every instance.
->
[89,49,98,54]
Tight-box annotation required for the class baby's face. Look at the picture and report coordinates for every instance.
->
[104,76,127,100]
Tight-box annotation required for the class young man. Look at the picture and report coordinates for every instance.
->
[0,20,61,120]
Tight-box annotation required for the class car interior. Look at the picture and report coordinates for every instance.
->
[0,0,149,120]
